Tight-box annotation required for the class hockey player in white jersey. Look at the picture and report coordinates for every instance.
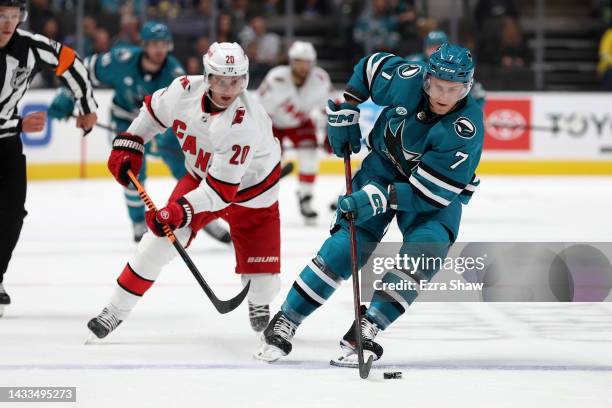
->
[257,41,332,225]
[88,42,282,337]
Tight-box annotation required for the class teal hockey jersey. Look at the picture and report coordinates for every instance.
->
[86,45,184,124]
[345,52,483,213]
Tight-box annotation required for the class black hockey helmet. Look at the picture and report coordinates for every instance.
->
[0,0,28,22]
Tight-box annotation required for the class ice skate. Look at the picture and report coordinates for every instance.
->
[87,306,123,339]
[248,301,270,332]
[254,311,297,362]
[133,221,147,243]
[298,193,318,226]
[0,283,10,317]
[330,307,383,368]
[202,220,231,244]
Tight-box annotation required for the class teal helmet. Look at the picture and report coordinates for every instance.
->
[424,43,474,99]
[424,30,448,49]
[140,21,173,44]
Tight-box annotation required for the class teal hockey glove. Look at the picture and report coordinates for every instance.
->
[326,100,361,157]
[338,181,389,225]
[48,88,75,120]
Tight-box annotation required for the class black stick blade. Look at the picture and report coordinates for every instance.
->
[359,355,374,379]
[213,280,250,314]
[280,162,295,179]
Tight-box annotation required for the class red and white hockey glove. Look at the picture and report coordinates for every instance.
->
[107,132,145,187]
[145,197,194,237]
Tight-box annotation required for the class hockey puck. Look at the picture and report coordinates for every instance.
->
[383,371,402,379]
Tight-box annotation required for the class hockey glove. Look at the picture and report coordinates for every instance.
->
[47,88,76,120]
[145,197,194,237]
[326,100,361,157]
[338,181,389,225]
[107,133,145,187]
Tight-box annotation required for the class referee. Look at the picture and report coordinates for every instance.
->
[0,0,97,315]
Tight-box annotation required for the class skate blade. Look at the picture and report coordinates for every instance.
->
[253,340,286,363]
[84,331,101,345]
[0,305,4,318]
[330,350,377,368]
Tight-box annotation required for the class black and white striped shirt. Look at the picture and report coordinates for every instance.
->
[0,28,97,139]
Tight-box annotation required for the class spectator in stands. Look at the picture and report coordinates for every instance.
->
[113,13,140,47]
[185,56,202,75]
[166,0,211,37]
[498,17,528,67]
[81,15,98,56]
[300,0,328,18]
[474,0,527,67]
[228,0,251,37]
[195,35,210,56]
[29,0,56,33]
[216,12,236,43]
[391,0,419,55]
[475,0,519,21]
[353,0,400,54]
[239,16,281,65]
[238,16,280,85]
[93,28,111,54]
[598,25,612,89]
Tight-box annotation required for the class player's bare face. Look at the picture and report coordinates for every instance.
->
[143,40,170,65]
[290,59,312,83]
[0,7,20,47]
[427,76,467,115]
[208,74,245,108]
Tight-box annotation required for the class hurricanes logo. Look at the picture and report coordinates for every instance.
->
[398,64,421,79]
[453,117,476,139]
[159,210,170,220]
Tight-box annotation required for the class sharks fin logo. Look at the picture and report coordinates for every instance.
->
[398,64,421,79]
[453,117,476,139]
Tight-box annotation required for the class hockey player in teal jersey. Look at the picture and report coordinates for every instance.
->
[49,22,229,243]
[407,30,486,107]
[256,43,483,365]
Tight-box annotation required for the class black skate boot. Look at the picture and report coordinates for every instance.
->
[330,306,383,367]
[87,307,123,339]
[0,283,11,317]
[254,311,298,362]
[248,301,270,332]
[202,221,231,244]
[298,193,318,225]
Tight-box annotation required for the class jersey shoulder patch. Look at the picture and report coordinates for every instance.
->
[179,75,191,90]
[452,117,477,139]
[397,63,422,79]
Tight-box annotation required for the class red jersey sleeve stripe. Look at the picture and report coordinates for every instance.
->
[205,174,240,203]
[143,95,168,128]
[235,163,281,203]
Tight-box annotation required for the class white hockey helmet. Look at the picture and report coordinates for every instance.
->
[288,41,316,62]
[202,42,250,90]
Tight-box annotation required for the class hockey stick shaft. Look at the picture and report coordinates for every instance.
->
[126,170,249,314]
[343,147,373,379]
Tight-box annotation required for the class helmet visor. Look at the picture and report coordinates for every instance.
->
[208,74,247,95]
[423,72,472,101]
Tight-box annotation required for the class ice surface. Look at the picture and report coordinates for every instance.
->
[1,175,611,407]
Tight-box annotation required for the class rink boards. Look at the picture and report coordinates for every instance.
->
[16,90,612,179]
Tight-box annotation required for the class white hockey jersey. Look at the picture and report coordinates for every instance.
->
[257,65,332,129]
[127,75,281,213]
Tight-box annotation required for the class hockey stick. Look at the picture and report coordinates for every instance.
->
[343,147,373,379]
[280,161,294,178]
[126,169,250,314]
